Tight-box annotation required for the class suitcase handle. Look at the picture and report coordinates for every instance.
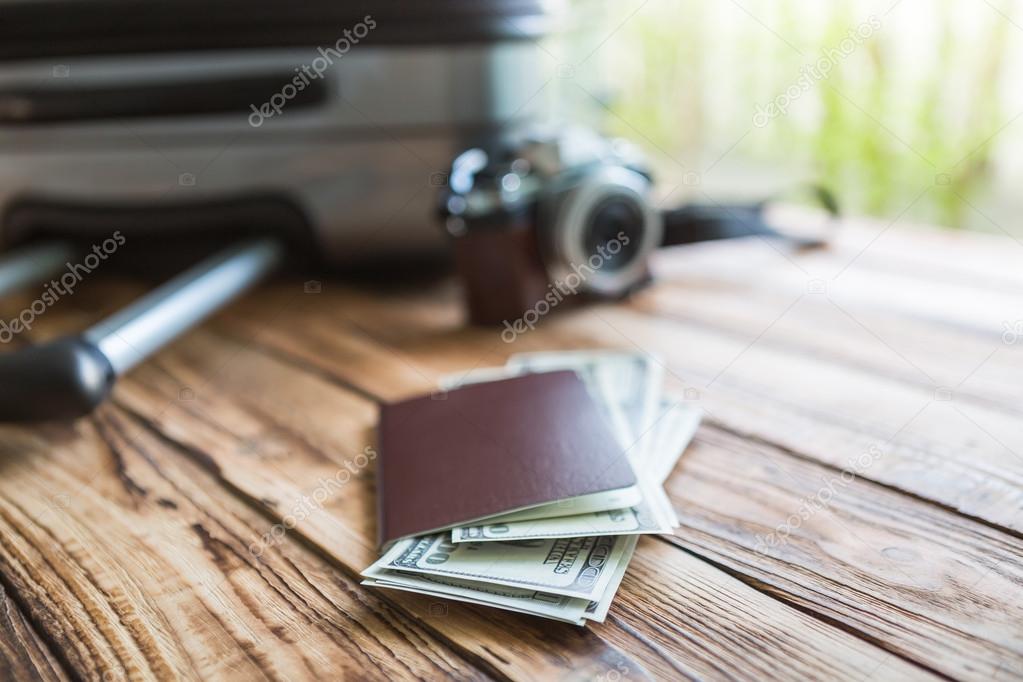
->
[0,336,115,421]
[0,237,283,422]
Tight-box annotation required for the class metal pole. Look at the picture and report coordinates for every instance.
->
[84,237,284,375]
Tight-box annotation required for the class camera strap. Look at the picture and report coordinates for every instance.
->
[661,184,839,249]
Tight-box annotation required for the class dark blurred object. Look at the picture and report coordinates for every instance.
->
[0,0,550,60]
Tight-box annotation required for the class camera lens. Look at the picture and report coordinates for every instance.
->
[542,165,661,297]
[582,196,644,272]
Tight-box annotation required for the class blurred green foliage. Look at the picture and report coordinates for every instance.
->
[558,0,1016,229]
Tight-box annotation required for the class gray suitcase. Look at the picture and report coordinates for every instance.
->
[0,0,551,420]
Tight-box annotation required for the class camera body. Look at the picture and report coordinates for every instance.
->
[440,128,663,325]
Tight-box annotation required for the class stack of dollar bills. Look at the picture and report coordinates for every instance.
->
[362,350,701,625]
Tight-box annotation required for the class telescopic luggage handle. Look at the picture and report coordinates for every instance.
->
[0,237,283,422]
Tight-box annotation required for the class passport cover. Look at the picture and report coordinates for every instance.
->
[376,370,637,546]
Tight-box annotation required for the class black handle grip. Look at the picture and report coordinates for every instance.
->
[0,337,115,422]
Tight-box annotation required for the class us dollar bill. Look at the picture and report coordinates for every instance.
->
[363,352,696,623]
[364,533,630,601]
[625,398,701,528]
[364,536,637,625]
[452,464,675,542]
[453,505,661,542]
[364,580,587,625]
[648,397,702,484]
[584,535,638,622]
[361,570,589,624]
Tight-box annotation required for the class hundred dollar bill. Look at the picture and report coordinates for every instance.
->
[453,505,662,542]
[452,462,674,542]
[626,398,701,528]
[648,398,702,484]
[361,569,589,624]
[638,466,678,529]
[583,535,638,622]
[364,580,586,625]
[364,533,630,601]
[364,538,638,625]
[475,487,644,524]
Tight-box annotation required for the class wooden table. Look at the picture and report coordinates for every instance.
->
[1,217,1021,681]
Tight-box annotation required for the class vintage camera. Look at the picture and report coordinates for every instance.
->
[440,128,663,325]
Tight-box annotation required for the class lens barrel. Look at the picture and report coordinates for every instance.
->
[541,165,661,297]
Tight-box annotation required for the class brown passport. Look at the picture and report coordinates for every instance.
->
[376,370,637,547]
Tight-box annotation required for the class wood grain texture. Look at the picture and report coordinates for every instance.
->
[198,240,1023,679]
[92,327,657,682]
[214,295,1022,679]
[667,424,1023,680]
[592,540,934,681]
[0,582,68,682]
[0,409,490,681]
[1,215,1021,680]
[214,254,1023,533]
[99,319,920,681]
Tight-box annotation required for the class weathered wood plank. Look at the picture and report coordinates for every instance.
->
[657,220,1023,385]
[666,424,1023,680]
[0,411,491,681]
[593,540,935,681]
[109,329,657,682]
[197,280,1023,680]
[2,215,1019,680]
[620,284,1023,532]
[0,581,68,682]
[216,276,1023,534]
[648,230,1023,402]
[108,317,930,680]
[636,280,1023,416]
